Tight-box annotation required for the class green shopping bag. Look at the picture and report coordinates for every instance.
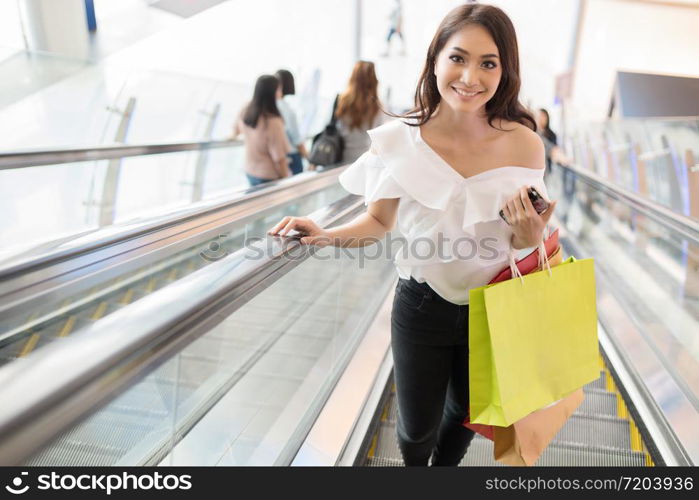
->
[469,257,599,427]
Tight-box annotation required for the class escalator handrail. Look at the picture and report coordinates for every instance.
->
[556,161,699,245]
[0,167,344,281]
[0,139,242,170]
[0,193,366,465]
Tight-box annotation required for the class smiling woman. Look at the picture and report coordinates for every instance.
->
[406,4,534,130]
[268,3,554,467]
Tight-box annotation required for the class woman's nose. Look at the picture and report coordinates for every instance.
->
[460,68,479,87]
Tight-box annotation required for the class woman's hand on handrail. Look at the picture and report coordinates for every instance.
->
[268,216,331,246]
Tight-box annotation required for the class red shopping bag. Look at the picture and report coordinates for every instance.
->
[488,229,559,284]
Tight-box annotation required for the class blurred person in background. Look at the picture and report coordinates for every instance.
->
[335,61,387,164]
[536,108,573,170]
[275,69,308,175]
[232,74,291,186]
[382,0,406,57]
[536,108,557,172]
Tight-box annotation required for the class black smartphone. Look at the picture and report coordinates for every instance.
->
[499,187,550,224]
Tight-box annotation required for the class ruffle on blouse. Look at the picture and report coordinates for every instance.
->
[338,119,549,235]
[338,149,407,204]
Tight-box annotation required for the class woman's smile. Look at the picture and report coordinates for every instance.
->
[451,86,484,99]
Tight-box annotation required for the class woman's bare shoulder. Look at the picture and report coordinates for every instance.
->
[498,121,545,170]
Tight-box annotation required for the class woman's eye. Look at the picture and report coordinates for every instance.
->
[449,55,463,63]
[482,61,497,69]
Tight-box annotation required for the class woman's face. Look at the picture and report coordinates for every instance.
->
[433,24,502,114]
[537,110,549,129]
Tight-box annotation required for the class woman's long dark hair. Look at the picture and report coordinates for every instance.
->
[403,3,535,131]
[243,75,281,128]
[275,69,295,96]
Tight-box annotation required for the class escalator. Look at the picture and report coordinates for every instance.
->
[0,146,696,467]
[363,357,651,466]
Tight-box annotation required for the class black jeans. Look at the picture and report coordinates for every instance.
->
[390,277,476,466]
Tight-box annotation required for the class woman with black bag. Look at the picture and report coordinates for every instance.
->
[269,3,556,466]
[335,61,387,164]
[310,61,387,168]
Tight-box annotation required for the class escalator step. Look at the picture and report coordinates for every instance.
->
[370,425,646,466]
[585,371,607,391]
[578,390,618,417]
[26,415,154,466]
[557,413,631,449]
[26,438,127,467]
[533,441,647,467]
[364,456,404,467]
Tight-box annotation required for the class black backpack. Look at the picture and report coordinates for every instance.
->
[308,95,344,167]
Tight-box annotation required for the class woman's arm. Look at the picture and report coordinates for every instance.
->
[297,142,309,159]
[327,198,399,247]
[268,197,399,247]
[276,156,291,178]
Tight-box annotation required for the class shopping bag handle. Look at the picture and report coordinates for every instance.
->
[508,226,554,284]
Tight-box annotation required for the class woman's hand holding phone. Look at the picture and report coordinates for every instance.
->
[501,186,557,249]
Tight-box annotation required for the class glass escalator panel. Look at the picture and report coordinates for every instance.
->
[568,117,698,218]
[546,163,699,461]
[0,183,349,368]
[23,229,396,466]
[0,148,248,261]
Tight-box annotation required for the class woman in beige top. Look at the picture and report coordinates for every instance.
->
[233,74,292,186]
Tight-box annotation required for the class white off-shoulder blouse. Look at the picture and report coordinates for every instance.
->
[338,119,549,305]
